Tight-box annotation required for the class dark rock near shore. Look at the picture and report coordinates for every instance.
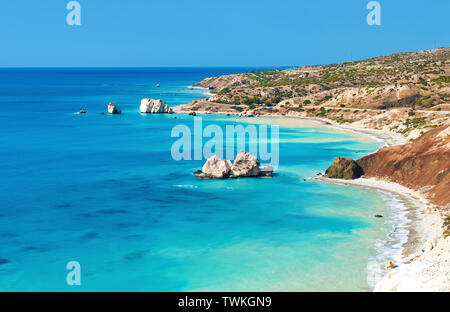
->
[355,125,450,206]
[325,157,364,180]
[108,102,122,114]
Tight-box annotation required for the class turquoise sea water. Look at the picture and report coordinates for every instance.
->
[0,68,407,291]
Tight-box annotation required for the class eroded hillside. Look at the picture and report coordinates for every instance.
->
[178,48,450,139]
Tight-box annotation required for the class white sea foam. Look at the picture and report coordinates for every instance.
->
[172,184,198,189]
[366,191,410,289]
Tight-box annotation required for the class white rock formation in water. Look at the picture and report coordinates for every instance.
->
[139,98,173,114]
[108,102,122,114]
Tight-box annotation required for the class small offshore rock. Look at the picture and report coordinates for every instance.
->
[260,165,274,177]
[108,102,122,114]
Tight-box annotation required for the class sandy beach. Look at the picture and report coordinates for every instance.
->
[173,106,408,147]
[318,177,448,291]
[303,118,448,292]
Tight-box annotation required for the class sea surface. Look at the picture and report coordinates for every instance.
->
[0,68,408,291]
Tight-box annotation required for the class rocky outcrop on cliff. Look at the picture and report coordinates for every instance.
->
[197,152,273,179]
[325,157,364,180]
[108,102,121,114]
[140,98,173,114]
[356,125,450,206]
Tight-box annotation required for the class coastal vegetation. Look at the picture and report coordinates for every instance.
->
[186,47,449,140]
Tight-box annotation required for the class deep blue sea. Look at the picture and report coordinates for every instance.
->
[0,68,408,291]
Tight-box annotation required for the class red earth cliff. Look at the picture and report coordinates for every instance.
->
[356,125,450,207]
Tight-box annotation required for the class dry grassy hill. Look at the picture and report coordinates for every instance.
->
[178,48,450,139]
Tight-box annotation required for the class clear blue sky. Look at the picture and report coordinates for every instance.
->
[0,0,448,67]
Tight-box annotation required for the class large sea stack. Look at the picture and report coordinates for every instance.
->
[197,152,273,179]
[140,98,173,114]
[108,102,122,114]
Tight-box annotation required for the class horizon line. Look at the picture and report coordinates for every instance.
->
[0,65,296,69]
[0,46,447,70]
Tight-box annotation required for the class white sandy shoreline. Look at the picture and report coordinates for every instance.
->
[308,116,407,147]
[317,177,446,291]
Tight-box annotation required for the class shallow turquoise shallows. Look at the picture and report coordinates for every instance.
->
[0,68,405,291]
